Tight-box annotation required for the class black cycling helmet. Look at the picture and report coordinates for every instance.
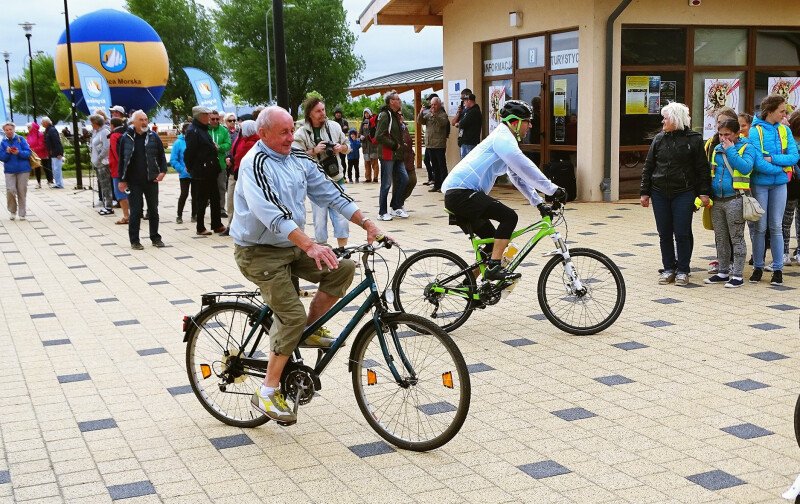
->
[500,100,533,123]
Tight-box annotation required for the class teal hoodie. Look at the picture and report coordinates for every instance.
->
[748,117,799,186]
[710,138,756,198]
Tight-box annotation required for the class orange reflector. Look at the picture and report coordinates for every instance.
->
[367,369,377,385]
[200,364,212,379]
[442,371,454,389]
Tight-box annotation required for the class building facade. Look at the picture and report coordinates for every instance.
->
[360,0,800,200]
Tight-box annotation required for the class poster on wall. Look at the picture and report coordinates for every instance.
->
[703,78,740,139]
[768,77,800,114]
[625,76,662,115]
[660,81,676,106]
[553,79,567,142]
[447,79,467,117]
[488,85,506,131]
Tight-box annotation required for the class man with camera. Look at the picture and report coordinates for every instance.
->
[293,96,351,247]
[451,90,483,159]
[418,95,450,192]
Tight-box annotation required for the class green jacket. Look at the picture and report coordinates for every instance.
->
[209,125,232,171]
[417,107,449,148]
[375,105,404,161]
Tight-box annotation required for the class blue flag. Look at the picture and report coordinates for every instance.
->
[75,62,113,115]
[0,85,7,123]
[183,67,224,112]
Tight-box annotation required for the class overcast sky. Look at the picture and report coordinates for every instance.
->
[0,0,443,106]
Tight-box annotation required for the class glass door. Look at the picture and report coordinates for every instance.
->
[518,79,544,166]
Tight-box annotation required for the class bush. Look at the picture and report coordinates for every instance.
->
[63,143,90,172]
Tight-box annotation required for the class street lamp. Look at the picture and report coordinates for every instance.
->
[2,52,12,121]
[19,22,37,121]
[266,3,293,105]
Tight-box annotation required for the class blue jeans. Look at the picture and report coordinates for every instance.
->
[311,180,349,243]
[378,159,407,215]
[752,184,787,270]
[460,144,476,158]
[651,189,694,274]
[51,156,64,188]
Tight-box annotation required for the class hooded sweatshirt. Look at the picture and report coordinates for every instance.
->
[26,123,48,158]
[748,116,800,186]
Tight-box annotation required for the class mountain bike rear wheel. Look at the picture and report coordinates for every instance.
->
[537,248,625,335]
[351,313,470,451]
[391,248,476,332]
[185,301,272,428]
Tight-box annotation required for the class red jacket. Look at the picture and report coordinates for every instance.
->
[108,127,124,178]
[27,123,48,159]
[233,134,259,174]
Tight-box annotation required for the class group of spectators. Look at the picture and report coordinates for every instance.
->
[640,93,800,288]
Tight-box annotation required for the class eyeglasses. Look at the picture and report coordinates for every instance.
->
[226,119,235,123]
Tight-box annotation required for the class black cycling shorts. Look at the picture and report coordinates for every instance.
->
[444,189,518,243]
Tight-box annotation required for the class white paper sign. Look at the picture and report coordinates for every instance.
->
[483,57,512,77]
[703,78,740,140]
[550,49,579,70]
[447,79,467,116]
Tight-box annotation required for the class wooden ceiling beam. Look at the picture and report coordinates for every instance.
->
[375,14,443,26]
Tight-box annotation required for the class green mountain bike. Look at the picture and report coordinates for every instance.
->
[391,200,626,335]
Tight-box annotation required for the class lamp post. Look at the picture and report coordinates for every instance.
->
[19,22,37,121]
[266,3,293,105]
[2,52,12,121]
[62,0,83,188]
[272,0,289,111]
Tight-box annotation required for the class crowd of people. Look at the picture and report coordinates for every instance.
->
[640,93,800,287]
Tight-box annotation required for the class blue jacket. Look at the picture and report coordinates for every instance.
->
[710,138,756,198]
[0,135,32,174]
[749,117,799,186]
[347,138,361,160]
[169,134,190,179]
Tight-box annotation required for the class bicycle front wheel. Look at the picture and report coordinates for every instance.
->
[186,301,272,428]
[351,313,470,451]
[537,248,626,335]
[391,248,476,332]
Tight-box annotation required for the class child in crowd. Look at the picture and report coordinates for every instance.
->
[705,118,757,288]
[347,128,361,183]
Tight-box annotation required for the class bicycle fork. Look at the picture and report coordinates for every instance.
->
[546,232,586,295]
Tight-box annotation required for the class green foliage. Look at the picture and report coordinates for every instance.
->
[62,142,89,172]
[215,0,364,118]
[341,95,383,119]
[126,0,224,124]
[10,54,72,123]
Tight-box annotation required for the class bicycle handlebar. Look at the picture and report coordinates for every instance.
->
[333,235,394,259]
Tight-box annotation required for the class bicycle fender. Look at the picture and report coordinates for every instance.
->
[347,312,406,374]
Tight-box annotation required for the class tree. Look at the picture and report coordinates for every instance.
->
[10,54,72,123]
[126,0,224,124]
[215,0,364,118]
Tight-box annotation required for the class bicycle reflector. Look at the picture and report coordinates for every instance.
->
[367,369,377,385]
[442,371,454,389]
[182,316,190,332]
[200,364,212,379]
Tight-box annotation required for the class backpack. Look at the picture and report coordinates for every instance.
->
[368,114,378,144]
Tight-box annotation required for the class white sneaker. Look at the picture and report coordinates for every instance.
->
[19,216,26,221]
[795,252,800,264]
[764,264,774,272]
[784,253,791,265]
[379,213,393,221]
[8,213,15,221]
[392,208,409,218]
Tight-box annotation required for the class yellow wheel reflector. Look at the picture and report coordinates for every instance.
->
[442,371,454,389]
[367,369,377,385]
[200,364,212,379]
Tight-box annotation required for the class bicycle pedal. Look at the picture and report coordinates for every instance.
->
[276,419,297,427]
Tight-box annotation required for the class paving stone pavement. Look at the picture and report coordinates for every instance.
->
[1,175,799,503]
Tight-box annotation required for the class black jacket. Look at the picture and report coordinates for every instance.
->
[457,104,482,146]
[640,128,710,197]
[118,127,167,182]
[184,119,218,180]
[44,125,63,158]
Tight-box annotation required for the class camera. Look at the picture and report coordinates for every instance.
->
[323,141,336,158]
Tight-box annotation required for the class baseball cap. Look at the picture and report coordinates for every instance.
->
[110,105,125,114]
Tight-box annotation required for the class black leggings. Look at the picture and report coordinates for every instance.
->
[178,178,194,217]
[444,189,518,252]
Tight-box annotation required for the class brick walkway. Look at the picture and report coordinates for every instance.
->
[0,175,798,503]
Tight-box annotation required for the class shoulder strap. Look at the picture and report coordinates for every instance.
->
[721,152,747,195]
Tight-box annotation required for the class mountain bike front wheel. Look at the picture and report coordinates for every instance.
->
[391,248,476,332]
[351,313,470,451]
[185,301,272,428]
[537,247,626,335]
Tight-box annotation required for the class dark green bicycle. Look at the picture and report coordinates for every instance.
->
[183,239,470,451]
[391,201,626,335]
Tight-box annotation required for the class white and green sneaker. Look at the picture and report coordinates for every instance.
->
[300,327,335,348]
[251,388,296,424]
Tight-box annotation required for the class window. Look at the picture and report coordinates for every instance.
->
[550,74,578,145]
[755,70,800,115]
[757,30,800,66]
[550,31,579,70]
[694,28,747,66]
[621,28,686,66]
[692,71,746,138]
[517,36,545,70]
[483,41,513,77]
[619,71,686,146]
[485,79,512,131]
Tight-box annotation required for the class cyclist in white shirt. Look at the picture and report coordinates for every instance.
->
[442,100,566,281]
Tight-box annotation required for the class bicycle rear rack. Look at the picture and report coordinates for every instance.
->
[201,291,264,307]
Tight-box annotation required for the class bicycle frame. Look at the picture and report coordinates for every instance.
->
[230,253,416,385]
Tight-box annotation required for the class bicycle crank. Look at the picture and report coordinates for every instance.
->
[281,363,319,413]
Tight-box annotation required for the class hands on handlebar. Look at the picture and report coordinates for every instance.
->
[333,236,395,260]
[539,186,567,217]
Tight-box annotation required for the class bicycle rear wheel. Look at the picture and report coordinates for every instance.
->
[185,301,272,428]
[537,248,626,335]
[795,394,800,448]
[391,249,476,332]
[351,313,470,451]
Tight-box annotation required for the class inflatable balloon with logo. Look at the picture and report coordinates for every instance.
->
[54,9,169,114]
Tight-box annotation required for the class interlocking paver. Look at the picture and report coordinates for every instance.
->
[107,480,156,500]
[2,177,800,503]
[686,469,745,490]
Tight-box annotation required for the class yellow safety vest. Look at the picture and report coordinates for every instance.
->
[711,144,750,191]
[755,123,793,179]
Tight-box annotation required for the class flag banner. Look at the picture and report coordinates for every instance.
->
[183,67,224,111]
[75,61,113,115]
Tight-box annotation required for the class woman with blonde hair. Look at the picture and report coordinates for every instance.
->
[640,102,711,286]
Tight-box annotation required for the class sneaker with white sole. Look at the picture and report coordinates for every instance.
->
[251,388,296,424]
[674,272,689,286]
[392,208,409,218]
[724,278,744,288]
[784,253,792,266]
[704,274,729,284]
[658,270,675,285]
[8,212,15,221]
[300,327,335,348]
[378,213,393,221]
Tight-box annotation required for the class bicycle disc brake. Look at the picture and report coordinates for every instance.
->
[281,364,318,406]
